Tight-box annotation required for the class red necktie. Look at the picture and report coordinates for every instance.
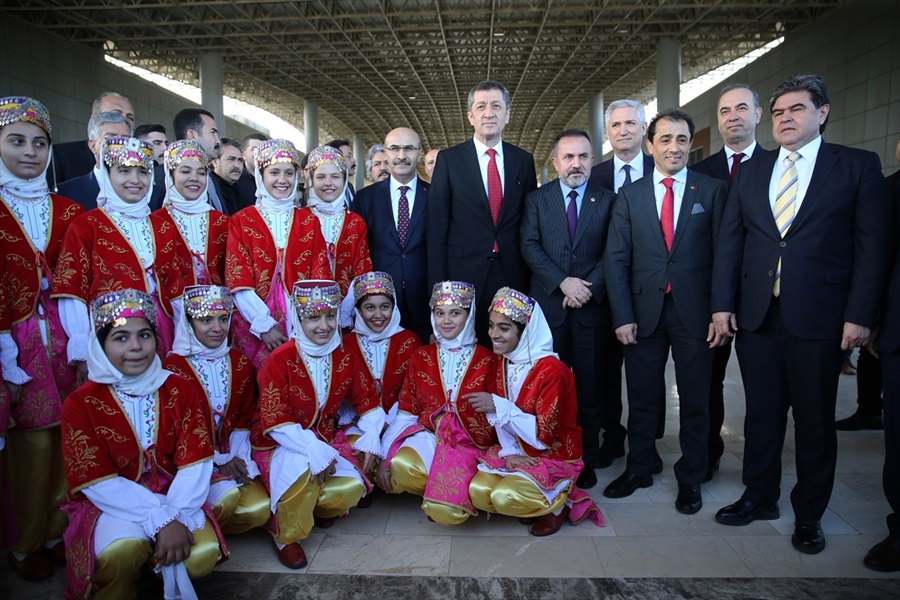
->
[397,185,410,247]
[661,177,675,293]
[729,152,745,183]
[486,148,503,252]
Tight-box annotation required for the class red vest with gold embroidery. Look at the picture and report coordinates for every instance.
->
[342,330,421,412]
[301,208,373,297]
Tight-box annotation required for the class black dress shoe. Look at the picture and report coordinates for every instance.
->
[715,498,780,526]
[675,484,702,515]
[603,471,652,498]
[592,443,626,469]
[863,536,900,572]
[792,521,825,554]
[835,411,884,431]
[575,467,598,490]
[702,457,720,483]
[652,450,663,475]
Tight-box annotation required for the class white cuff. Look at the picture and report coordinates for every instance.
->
[352,408,387,459]
[233,290,278,337]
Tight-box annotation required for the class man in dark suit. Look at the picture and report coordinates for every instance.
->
[49,91,135,190]
[604,109,728,515]
[521,129,617,490]
[712,74,892,554]
[57,111,132,210]
[427,80,537,346]
[690,83,767,482]
[211,137,255,215]
[587,99,654,194]
[352,127,430,342]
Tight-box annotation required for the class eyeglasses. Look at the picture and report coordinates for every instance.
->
[386,145,419,153]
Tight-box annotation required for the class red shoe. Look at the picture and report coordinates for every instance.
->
[7,550,54,581]
[44,541,67,567]
[530,506,570,537]
[273,540,307,569]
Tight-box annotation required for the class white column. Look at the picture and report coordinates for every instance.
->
[588,93,604,165]
[304,100,319,153]
[199,51,225,136]
[541,165,549,185]
[656,38,682,110]
[353,134,365,191]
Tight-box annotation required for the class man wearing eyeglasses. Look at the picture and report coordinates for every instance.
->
[351,127,431,342]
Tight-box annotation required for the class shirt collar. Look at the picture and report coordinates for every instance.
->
[652,166,688,186]
[473,136,503,158]
[390,175,418,194]
[724,140,757,160]
[778,135,822,163]
[559,179,588,199]
[614,153,645,173]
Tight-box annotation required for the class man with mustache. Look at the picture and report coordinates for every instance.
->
[211,137,255,215]
[352,127,430,341]
[604,109,728,515]
[520,129,616,490]
[366,143,390,183]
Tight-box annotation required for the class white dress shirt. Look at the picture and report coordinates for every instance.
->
[390,176,418,227]
[473,136,505,197]
[652,167,689,232]
[613,154,647,192]
[768,136,822,212]
[725,140,758,173]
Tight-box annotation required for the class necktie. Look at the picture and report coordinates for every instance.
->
[397,185,410,247]
[622,164,632,188]
[566,190,578,243]
[661,177,675,293]
[729,152,745,183]
[772,152,800,296]
[486,148,503,252]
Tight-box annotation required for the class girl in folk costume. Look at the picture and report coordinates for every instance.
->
[251,280,385,569]
[162,285,270,535]
[226,139,328,369]
[0,96,82,581]
[151,140,229,328]
[467,288,603,536]
[300,145,372,301]
[60,289,225,600]
[53,136,176,367]
[376,281,496,525]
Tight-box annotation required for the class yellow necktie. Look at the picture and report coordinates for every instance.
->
[772,152,800,296]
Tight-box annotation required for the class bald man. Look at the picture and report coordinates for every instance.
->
[352,127,431,341]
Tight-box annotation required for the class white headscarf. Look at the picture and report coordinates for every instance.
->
[431,302,477,350]
[97,153,154,219]
[305,176,349,215]
[0,144,52,201]
[170,310,231,360]
[87,322,172,396]
[289,304,342,358]
[501,302,558,365]
[163,165,211,214]
[254,161,298,212]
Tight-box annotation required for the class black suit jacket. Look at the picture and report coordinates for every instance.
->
[606,170,727,338]
[48,140,95,189]
[57,169,165,212]
[690,143,768,189]
[588,153,655,193]
[210,172,254,216]
[426,138,537,292]
[879,171,900,353]
[352,177,430,330]
[712,142,893,340]
[520,179,615,328]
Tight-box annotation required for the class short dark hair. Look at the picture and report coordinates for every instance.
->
[134,123,166,139]
[242,133,268,149]
[300,153,310,169]
[647,108,695,142]
[218,137,242,154]
[769,74,831,133]
[718,83,760,109]
[326,139,351,150]
[467,80,511,112]
[552,128,591,157]
[173,108,215,140]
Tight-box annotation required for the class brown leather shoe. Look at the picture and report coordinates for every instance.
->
[530,506,570,537]
[7,551,54,582]
[273,540,308,569]
[44,541,67,567]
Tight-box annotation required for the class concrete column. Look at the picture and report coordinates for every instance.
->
[304,100,319,153]
[588,93,604,165]
[656,37,682,110]
[353,134,365,191]
[541,165,549,185]
[199,51,225,136]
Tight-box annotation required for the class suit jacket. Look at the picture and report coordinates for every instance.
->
[520,179,615,328]
[690,143,768,189]
[426,138,537,292]
[48,140,94,189]
[588,153,655,193]
[351,177,430,328]
[875,171,900,353]
[210,172,254,216]
[711,141,892,340]
[606,170,727,339]
[57,170,165,212]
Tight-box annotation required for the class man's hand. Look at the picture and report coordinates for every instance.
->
[260,326,288,351]
[615,323,638,345]
[559,277,592,309]
[712,312,738,338]
[841,322,871,351]
[707,322,727,348]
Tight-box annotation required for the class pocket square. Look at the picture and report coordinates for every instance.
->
[690,203,705,215]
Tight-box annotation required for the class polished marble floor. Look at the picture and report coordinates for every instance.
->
[3,350,898,598]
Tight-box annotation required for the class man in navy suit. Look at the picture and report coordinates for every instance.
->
[521,129,617,489]
[588,99,655,194]
[712,74,892,554]
[604,109,728,515]
[427,80,537,346]
[690,83,767,483]
[352,127,430,341]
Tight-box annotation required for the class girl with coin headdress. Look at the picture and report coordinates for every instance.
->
[0,96,83,581]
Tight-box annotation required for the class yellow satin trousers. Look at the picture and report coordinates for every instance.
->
[210,478,271,535]
[469,471,569,518]
[388,447,471,526]
[273,470,364,545]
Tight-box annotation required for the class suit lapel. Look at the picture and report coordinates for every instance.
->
[378,183,401,246]
[754,150,781,236]
[638,176,668,255]
[409,180,427,232]
[573,187,599,248]
[463,139,492,219]
[670,173,699,255]
[497,141,518,225]
[789,142,836,233]
[548,182,572,248]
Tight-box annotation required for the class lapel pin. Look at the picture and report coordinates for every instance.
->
[590,197,596,202]
[690,185,697,190]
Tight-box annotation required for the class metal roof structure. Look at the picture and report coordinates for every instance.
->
[2,1,850,163]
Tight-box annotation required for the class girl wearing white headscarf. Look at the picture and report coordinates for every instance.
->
[250,280,385,570]
[467,287,603,537]
[162,285,270,536]
[60,288,224,600]
[54,135,176,369]
[151,140,230,332]
[225,139,329,370]
[0,96,82,580]
[375,281,496,526]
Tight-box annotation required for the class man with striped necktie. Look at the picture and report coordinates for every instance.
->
[711,74,892,555]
